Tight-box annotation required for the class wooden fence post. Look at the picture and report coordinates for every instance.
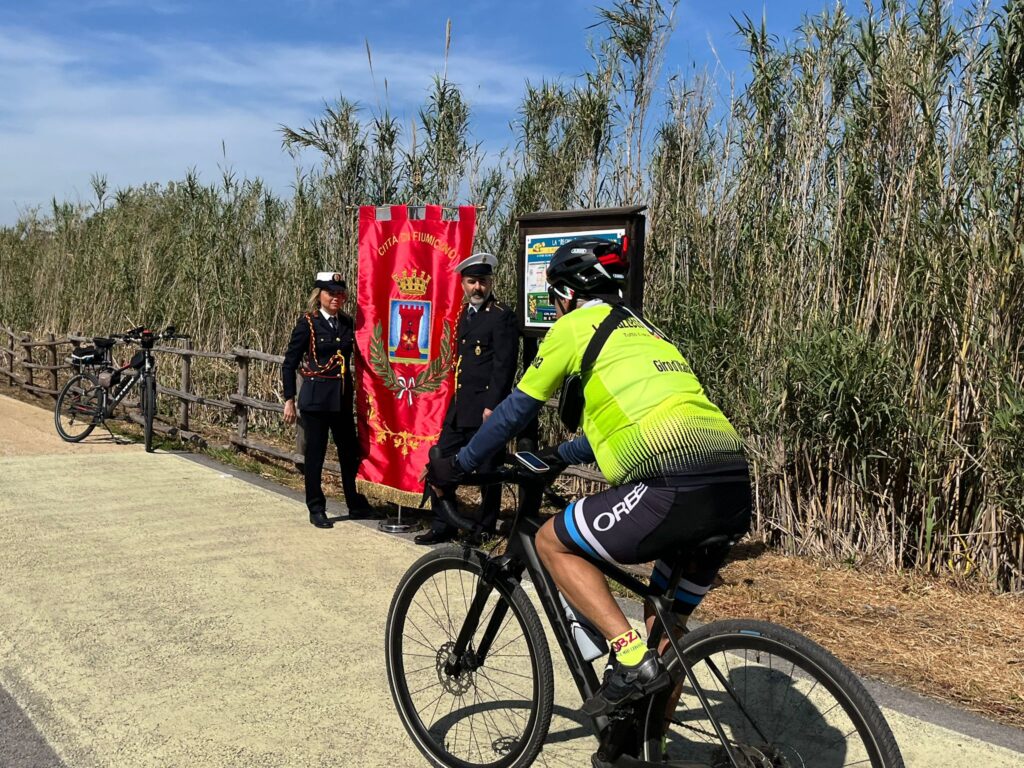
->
[47,332,58,397]
[179,338,192,430]
[4,329,13,387]
[21,333,33,395]
[236,354,249,449]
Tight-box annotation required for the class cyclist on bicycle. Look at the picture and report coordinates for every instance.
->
[429,237,752,718]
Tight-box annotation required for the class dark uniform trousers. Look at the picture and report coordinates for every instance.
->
[302,396,361,514]
[429,295,518,535]
[282,311,367,515]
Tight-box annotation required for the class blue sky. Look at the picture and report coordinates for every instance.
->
[0,0,979,225]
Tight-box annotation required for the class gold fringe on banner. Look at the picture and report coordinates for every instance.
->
[357,478,425,508]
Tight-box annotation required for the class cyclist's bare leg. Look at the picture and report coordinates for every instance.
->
[536,517,631,640]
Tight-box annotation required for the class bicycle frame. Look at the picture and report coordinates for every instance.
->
[94,348,156,421]
[446,472,740,763]
[102,368,141,416]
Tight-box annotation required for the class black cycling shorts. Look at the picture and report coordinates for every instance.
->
[552,471,752,614]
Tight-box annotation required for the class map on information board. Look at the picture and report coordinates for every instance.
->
[523,228,624,329]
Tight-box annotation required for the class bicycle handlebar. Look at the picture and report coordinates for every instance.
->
[113,325,190,343]
[427,462,573,534]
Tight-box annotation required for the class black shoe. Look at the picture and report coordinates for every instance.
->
[580,649,669,717]
[347,506,376,520]
[414,529,453,545]
[309,511,333,529]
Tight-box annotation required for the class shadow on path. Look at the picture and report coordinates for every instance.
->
[0,685,67,767]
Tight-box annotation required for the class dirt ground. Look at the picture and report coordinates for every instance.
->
[702,545,1024,728]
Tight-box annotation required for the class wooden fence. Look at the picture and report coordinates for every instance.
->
[0,324,604,488]
[0,324,340,472]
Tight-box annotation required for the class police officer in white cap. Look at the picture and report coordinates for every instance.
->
[283,271,374,529]
[415,253,519,544]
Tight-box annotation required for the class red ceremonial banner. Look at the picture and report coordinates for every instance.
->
[354,204,477,505]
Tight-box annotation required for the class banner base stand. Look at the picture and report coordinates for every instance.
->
[379,504,419,534]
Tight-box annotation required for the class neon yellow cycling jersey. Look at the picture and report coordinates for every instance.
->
[518,302,745,485]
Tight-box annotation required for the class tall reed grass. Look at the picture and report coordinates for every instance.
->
[1,0,1021,589]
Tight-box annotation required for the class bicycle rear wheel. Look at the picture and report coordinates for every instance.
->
[54,372,101,442]
[386,546,554,768]
[642,619,904,767]
[142,374,156,452]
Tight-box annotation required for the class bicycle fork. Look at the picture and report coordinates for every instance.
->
[446,556,515,677]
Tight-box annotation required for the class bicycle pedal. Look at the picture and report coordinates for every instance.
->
[592,752,686,768]
[643,667,671,696]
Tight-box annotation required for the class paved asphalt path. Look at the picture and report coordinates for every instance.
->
[1,393,1022,767]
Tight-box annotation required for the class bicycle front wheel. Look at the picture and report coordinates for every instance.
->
[386,546,554,768]
[642,619,904,767]
[54,372,101,442]
[142,374,156,452]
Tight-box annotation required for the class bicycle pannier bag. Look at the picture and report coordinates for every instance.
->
[71,347,100,367]
[97,369,122,389]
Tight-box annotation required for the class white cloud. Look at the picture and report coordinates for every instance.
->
[0,25,544,224]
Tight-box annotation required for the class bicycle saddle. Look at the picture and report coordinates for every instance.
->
[661,533,744,568]
[93,337,116,348]
[692,533,741,550]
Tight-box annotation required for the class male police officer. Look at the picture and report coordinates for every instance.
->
[415,252,519,544]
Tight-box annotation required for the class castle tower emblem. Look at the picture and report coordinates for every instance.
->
[387,269,432,364]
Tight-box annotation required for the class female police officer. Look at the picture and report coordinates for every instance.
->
[283,271,373,528]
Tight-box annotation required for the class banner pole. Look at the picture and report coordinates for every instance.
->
[378,504,415,534]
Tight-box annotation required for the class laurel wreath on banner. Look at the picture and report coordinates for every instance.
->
[369,320,453,401]
[364,392,441,456]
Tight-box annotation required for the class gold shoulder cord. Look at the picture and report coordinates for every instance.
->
[300,312,346,389]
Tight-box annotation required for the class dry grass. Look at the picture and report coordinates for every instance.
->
[1,1,1022,590]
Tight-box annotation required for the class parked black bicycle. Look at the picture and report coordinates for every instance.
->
[54,325,188,452]
[385,455,905,768]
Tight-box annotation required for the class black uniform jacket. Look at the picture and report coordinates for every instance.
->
[282,311,355,413]
[444,295,519,430]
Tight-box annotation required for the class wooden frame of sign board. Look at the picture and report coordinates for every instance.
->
[515,205,647,338]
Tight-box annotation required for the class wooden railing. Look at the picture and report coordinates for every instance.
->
[0,324,605,486]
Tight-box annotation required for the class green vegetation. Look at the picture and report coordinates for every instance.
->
[1,0,1021,590]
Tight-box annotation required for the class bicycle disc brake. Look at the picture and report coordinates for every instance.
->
[436,641,477,696]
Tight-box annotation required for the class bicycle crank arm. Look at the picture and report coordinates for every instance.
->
[593,754,705,768]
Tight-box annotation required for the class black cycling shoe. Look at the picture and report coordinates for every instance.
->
[580,649,670,718]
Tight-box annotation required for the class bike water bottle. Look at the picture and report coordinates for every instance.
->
[558,592,608,662]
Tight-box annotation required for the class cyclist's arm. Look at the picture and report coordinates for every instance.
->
[557,433,595,465]
[456,389,544,472]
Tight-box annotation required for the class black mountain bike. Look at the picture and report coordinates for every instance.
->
[385,458,905,768]
[55,326,188,452]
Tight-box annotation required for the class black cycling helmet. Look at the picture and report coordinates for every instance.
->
[547,237,628,301]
